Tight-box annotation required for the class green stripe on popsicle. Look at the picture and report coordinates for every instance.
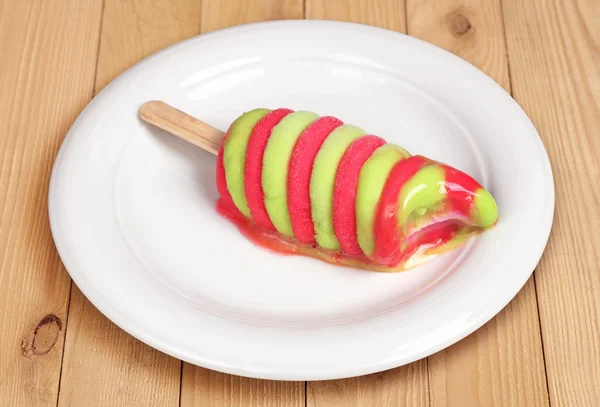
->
[263,111,319,237]
[397,165,445,225]
[310,125,366,250]
[473,188,498,228]
[356,144,411,256]
[223,108,270,217]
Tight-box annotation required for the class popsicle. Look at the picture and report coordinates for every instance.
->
[140,101,498,271]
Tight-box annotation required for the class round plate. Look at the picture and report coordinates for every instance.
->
[49,20,554,380]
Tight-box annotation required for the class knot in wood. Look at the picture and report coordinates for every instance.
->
[20,314,62,357]
[451,14,472,36]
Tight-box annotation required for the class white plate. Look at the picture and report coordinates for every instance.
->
[49,20,554,380]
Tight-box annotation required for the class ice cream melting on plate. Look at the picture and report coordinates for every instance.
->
[215,108,498,272]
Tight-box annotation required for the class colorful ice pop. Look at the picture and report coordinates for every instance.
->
[216,108,498,271]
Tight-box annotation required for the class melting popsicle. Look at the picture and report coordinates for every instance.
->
[216,108,498,271]
[140,102,498,272]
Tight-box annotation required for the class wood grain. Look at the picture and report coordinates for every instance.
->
[0,1,102,405]
[503,0,600,405]
[181,369,304,407]
[306,0,405,32]
[56,1,201,406]
[305,1,427,405]
[406,1,549,406]
[200,0,303,33]
[307,366,428,407]
[93,0,202,93]
[179,1,305,406]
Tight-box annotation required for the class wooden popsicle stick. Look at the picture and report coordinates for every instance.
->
[139,100,223,155]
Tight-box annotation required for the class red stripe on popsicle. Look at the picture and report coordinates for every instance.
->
[288,116,343,243]
[216,131,243,217]
[442,165,482,219]
[332,135,386,255]
[373,155,430,266]
[244,108,293,230]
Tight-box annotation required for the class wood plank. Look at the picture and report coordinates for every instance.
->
[200,0,303,33]
[305,2,427,405]
[56,1,201,406]
[503,0,600,405]
[179,1,305,406]
[307,366,428,407]
[406,1,549,406]
[181,369,304,407]
[0,1,102,405]
[305,0,405,31]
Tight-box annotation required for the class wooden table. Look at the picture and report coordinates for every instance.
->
[1,0,598,406]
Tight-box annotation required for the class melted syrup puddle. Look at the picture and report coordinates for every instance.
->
[217,199,484,272]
